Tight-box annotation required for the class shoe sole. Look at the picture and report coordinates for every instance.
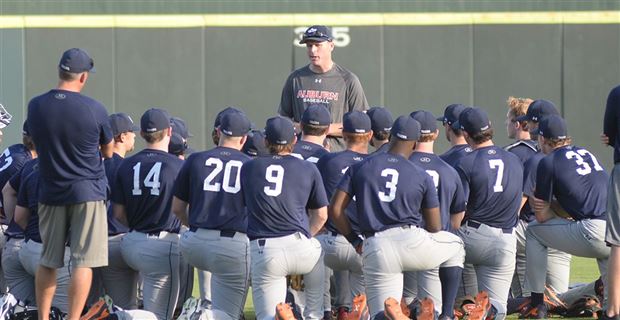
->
[544,285,567,313]
[384,297,410,320]
[417,298,436,320]
[350,294,370,320]
[275,302,296,320]
[464,291,490,320]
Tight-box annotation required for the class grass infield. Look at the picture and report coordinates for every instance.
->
[191,256,601,319]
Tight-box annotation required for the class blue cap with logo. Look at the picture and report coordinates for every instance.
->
[538,114,567,139]
[243,130,269,157]
[455,107,491,135]
[214,107,244,128]
[438,103,467,125]
[515,99,559,122]
[391,115,422,141]
[299,25,333,44]
[265,116,295,145]
[141,108,171,133]
[367,106,393,133]
[301,104,331,126]
[58,48,95,73]
[410,110,438,134]
[343,111,371,133]
[168,132,188,156]
[219,112,252,137]
[110,113,139,136]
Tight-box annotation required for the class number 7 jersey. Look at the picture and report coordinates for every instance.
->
[534,145,608,220]
[455,145,523,229]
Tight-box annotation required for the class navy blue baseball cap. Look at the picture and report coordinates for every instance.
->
[455,107,491,135]
[343,111,371,133]
[538,115,568,139]
[301,104,331,126]
[214,107,244,128]
[141,108,171,133]
[219,112,252,137]
[367,106,393,133]
[391,115,422,141]
[299,25,333,44]
[58,48,95,73]
[171,117,193,139]
[515,99,559,122]
[265,116,295,145]
[438,104,468,126]
[168,132,187,156]
[110,113,139,136]
[243,130,269,157]
[22,120,29,136]
[410,110,438,134]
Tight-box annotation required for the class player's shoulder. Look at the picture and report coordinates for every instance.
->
[333,63,359,80]
[504,139,537,152]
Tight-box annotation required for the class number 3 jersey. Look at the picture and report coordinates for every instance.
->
[241,154,329,240]
[173,147,251,232]
[534,145,608,220]
[337,152,439,233]
[111,149,183,233]
[455,145,523,229]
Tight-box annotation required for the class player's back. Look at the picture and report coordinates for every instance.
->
[537,145,608,220]
[505,140,537,165]
[291,140,329,163]
[242,154,327,240]
[340,152,438,234]
[440,144,472,167]
[112,149,183,233]
[456,145,523,228]
[317,150,367,233]
[104,153,128,235]
[174,147,251,232]
[409,152,465,231]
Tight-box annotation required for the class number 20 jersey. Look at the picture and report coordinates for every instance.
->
[534,145,608,220]
[455,145,523,229]
[111,149,183,233]
[241,155,329,240]
[337,152,439,233]
[173,147,251,232]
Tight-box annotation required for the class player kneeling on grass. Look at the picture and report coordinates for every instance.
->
[241,116,328,320]
[172,111,253,320]
[523,115,611,318]
[330,115,465,320]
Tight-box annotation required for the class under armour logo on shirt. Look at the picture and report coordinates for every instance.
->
[315,79,322,83]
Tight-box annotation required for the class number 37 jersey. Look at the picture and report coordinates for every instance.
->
[534,145,608,220]
[455,146,523,229]
[241,155,329,240]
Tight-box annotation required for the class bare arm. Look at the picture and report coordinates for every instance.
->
[531,197,556,223]
[327,123,343,137]
[450,211,465,231]
[172,197,189,226]
[2,182,17,222]
[422,207,442,233]
[14,205,30,230]
[308,207,328,237]
[113,203,129,227]
[329,190,353,236]
[520,196,528,211]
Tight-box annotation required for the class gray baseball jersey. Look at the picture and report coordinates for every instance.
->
[278,64,369,151]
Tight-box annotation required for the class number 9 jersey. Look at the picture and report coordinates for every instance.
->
[241,154,329,240]
[455,145,523,229]
[535,145,608,220]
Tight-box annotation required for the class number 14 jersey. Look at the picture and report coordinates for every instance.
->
[455,145,523,229]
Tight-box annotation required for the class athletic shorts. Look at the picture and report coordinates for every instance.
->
[606,163,620,246]
[39,201,108,268]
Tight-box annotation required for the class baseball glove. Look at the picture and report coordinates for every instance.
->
[289,274,305,291]
[563,295,601,318]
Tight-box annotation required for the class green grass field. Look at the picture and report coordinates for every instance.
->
[191,256,601,319]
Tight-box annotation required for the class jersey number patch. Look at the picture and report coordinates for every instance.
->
[378,168,399,202]
[0,148,13,172]
[203,158,242,194]
[488,159,504,193]
[132,162,162,196]
[565,150,604,176]
[264,165,284,197]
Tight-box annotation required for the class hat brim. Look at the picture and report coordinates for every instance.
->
[130,124,140,132]
[515,115,529,122]
[299,37,331,44]
[436,116,445,122]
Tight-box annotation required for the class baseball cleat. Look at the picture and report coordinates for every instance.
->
[335,306,350,320]
[79,298,109,320]
[384,297,410,320]
[350,294,370,320]
[275,302,297,320]
[506,296,530,315]
[544,285,567,314]
[400,297,411,318]
[518,303,548,319]
[462,291,490,320]
[177,297,200,320]
[416,297,436,320]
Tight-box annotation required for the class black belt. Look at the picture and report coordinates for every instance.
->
[330,231,339,237]
[188,227,237,238]
[467,221,513,234]
[5,234,24,242]
[363,225,412,238]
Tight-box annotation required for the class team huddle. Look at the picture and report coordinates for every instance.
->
[0,24,618,320]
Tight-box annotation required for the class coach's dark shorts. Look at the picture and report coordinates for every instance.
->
[606,164,620,246]
[39,201,108,268]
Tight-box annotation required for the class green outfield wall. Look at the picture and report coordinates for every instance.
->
[0,6,619,167]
